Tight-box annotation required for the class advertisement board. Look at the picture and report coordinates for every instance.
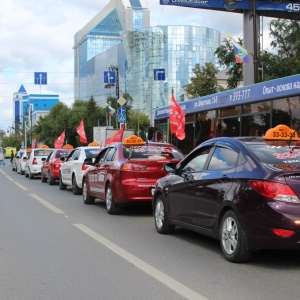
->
[159,0,300,13]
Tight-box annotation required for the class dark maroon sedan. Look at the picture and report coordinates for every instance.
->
[153,125,300,263]
[82,138,184,214]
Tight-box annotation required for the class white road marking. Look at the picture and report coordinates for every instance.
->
[29,194,65,214]
[74,223,208,300]
[14,182,28,191]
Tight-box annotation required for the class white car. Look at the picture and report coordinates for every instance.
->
[25,148,54,179]
[17,151,29,175]
[59,146,102,195]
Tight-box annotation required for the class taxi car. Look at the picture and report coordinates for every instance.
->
[12,149,25,171]
[59,146,102,195]
[17,151,29,175]
[41,149,73,185]
[82,135,184,214]
[25,148,54,179]
[153,125,300,263]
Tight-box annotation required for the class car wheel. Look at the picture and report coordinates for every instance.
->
[29,170,34,179]
[59,173,67,190]
[106,184,119,215]
[21,169,25,175]
[49,174,55,185]
[72,175,82,195]
[41,172,47,182]
[82,178,95,204]
[25,170,29,178]
[219,210,252,263]
[154,194,175,234]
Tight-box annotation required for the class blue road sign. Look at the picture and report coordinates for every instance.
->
[118,106,126,114]
[118,114,126,123]
[154,69,165,81]
[104,71,116,84]
[34,72,47,85]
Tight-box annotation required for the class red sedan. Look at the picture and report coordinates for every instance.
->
[41,149,73,185]
[82,136,184,214]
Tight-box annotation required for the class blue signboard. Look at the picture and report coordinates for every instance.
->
[159,0,300,13]
[155,74,300,120]
[104,71,116,84]
[118,113,126,123]
[34,72,47,85]
[118,106,126,114]
[154,69,165,81]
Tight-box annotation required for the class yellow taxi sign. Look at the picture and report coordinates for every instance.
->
[263,124,299,140]
[123,135,145,146]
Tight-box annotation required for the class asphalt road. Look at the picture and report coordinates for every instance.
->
[1,161,300,300]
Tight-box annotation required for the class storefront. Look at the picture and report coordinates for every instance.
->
[154,74,300,155]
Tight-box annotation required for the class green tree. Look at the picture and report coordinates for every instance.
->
[214,37,244,89]
[126,110,149,140]
[185,62,221,98]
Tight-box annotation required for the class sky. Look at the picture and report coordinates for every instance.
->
[0,0,274,133]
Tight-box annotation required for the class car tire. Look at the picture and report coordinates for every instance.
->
[49,174,55,185]
[25,170,29,178]
[29,170,34,179]
[219,210,252,263]
[20,169,25,175]
[41,173,47,182]
[82,178,95,204]
[154,194,175,234]
[59,173,67,190]
[72,174,82,195]
[106,184,119,215]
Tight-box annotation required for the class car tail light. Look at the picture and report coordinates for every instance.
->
[82,163,89,171]
[54,162,60,169]
[249,180,300,203]
[121,163,147,171]
[271,228,295,237]
[32,157,38,165]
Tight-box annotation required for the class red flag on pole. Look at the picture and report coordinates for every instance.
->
[54,130,65,149]
[31,138,36,149]
[76,119,87,144]
[105,124,125,146]
[169,91,185,140]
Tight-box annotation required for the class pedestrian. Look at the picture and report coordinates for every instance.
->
[0,151,6,166]
[10,150,14,167]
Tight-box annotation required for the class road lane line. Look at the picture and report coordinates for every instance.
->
[30,194,65,214]
[74,223,208,300]
[14,182,28,191]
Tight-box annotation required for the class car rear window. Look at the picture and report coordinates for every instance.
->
[122,145,184,160]
[55,150,72,158]
[84,148,102,159]
[247,143,300,165]
[34,149,53,156]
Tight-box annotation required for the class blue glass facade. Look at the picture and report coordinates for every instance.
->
[74,0,221,124]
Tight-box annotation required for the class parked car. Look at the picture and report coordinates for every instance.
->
[17,151,29,175]
[153,125,300,263]
[25,148,54,179]
[82,136,184,214]
[41,149,73,185]
[12,149,25,171]
[59,146,103,195]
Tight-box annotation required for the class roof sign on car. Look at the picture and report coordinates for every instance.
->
[123,135,145,147]
[263,124,299,141]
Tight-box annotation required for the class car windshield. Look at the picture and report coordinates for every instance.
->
[34,149,53,156]
[84,148,102,159]
[247,143,300,165]
[122,145,183,160]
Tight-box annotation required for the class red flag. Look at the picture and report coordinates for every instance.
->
[169,92,185,140]
[54,130,65,149]
[105,124,125,146]
[76,119,87,144]
[31,138,36,149]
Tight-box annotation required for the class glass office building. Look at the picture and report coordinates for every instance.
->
[74,0,221,125]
